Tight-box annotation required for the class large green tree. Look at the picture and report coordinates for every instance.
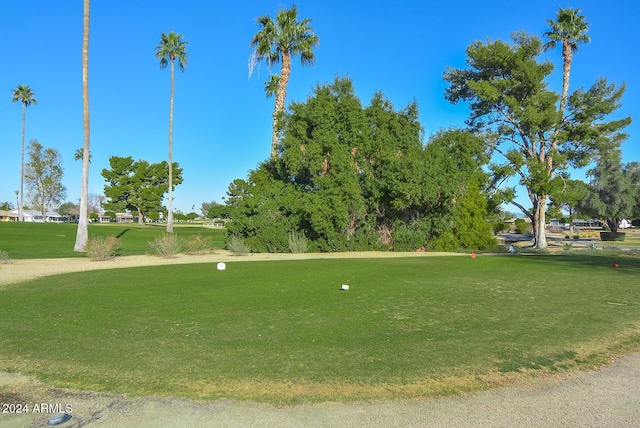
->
[102,156,183,224]
[249,5,319,159]
[24,140,66,217]
[75,0,92,251]
[444,32,630,249]
[11,84,37,222]
[578,149,637,233]
[155,31,188,233]
[227,77,491,252]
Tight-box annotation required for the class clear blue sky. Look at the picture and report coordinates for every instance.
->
[1,0,637,215]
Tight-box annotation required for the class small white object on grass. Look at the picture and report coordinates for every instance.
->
[217,262,226,270]
[341,284,349,291]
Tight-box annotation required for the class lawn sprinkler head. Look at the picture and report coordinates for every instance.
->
[341,284,349,291]
[471,253,477,259]
[47,413,72,426]
[217,262,226,271]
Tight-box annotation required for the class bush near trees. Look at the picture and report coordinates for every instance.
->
[225,77,494,252]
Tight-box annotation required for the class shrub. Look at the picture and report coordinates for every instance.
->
[493,222,510,234]
[288,231,309,253]
[185,235,211,255]
[86,236,122,260]
[514,218,532,235]
[226,234,250,255]
[0,250,12,264]
[563,242,573,252]
[148,234,182,258]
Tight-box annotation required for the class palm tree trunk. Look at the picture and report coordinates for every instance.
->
[271,51,291,159]
[560,40,573,115]
[74,0,91,252]
[166,59,175,233]
[19,103,25,222]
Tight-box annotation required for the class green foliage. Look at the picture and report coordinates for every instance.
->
[578,149,637,233]
[515,218,532,235]
[147,234,182,258]
[24,139,66,215]
[449,179,497,250]
[102,156,183,222]
[85,236,122,260]
[444,29,630,248]
[227,77,490,252]
[287,231,308,253]
[226,234,251,255]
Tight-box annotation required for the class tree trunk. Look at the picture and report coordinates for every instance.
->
[535,194,548,249]
[74,0,91,252]
[166,59,175,233]
[137,207,144,225]
[19,103,25,222]
[271,51,291,159]
[560,40,573,116]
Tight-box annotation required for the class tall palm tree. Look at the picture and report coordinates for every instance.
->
[155,30,188,233]
[543,7,590,117]
[74,0,92,252]
[11,85,37,222]
[249,5,319,159]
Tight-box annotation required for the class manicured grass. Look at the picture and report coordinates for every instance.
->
[0,222,226,259]
[1,254,639,403]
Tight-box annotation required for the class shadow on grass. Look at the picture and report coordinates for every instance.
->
[115,229,131,239]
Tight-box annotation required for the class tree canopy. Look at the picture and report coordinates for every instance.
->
[444,31,630,248]
[24,140,66,216]
[578,149,638,233]
[226,77,493,252]
[102,156,183,224]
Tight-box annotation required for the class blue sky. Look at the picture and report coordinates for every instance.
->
[1,0,637,215]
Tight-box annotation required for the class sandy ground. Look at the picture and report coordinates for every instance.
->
[1,252,639,427]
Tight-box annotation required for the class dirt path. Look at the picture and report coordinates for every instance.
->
[1,252,639,427]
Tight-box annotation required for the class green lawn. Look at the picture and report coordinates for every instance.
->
[0,222,226,259]
[1,254,639,403]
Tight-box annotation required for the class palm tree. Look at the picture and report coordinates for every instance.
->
[11,85,37,222]
[249,5,319,159]
[155,30,188,233]
[543,7,590,117]
[74,0,91,251]
[74,147,92,163]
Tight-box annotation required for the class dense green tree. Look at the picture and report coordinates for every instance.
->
[11,84,37,222]
[24,140,67,217]
[58,201,79,220]
[102,156,183,224]
[578,149,636,233]
[227,77,491,252]
[444,32,630,249]
[75,0,92,251]
[249,5,319,158]
[155,30,188,233]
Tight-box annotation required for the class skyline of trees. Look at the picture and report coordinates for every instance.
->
[5,6,637,249]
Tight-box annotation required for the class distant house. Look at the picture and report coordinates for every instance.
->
[116,213,134,223]
[572,219,603,228]
[7,209,63,223]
